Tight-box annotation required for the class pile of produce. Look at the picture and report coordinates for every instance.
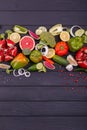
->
[0,24,87,77]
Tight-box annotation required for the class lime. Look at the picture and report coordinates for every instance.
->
[22,48,31,55]
[10,32,21,43]
[30,50,42,63]
[75,29,85,37]
[46,48,55,59]
[60,31,70,42]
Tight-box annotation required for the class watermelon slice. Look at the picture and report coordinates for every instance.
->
[29,30,40,40]
[43,61,55,70]
[19,36,35,51]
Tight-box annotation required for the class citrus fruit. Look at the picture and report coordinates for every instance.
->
[19,36,35,51]
[30,50,42,63]
[45,48,55,59]
[60,31,70,42]
[10,32,21,43]
[75,29,85,37]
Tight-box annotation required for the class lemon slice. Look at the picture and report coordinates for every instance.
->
[10,32,21,43]
[60,31,70,42]
[46,48,55,59]
[75,29,85,37]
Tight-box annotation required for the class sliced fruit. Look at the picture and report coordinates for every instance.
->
[30,50,42,63]
[60,31,70,42]
[5,55,13,62]
[9,32,21,43]
[75,29,85,37]
[0,40,7,48]
[67,55,78,66]
[43,61,55,70]
[13,25,28,34]
[6,39,15,48]
[9,46,18,57]
[0,50,5,62]
[0,63,10,69]
[19,36,35,51]
[22,48,31,55]
[29,30,39,40]
[45,48,55,59]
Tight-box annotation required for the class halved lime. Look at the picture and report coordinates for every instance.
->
[75,29,85,37]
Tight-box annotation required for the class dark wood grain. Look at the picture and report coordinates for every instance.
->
[0,0,87,11]
[0,11,87,25]
[0,117,86,130]
[0,87,86,101]
[0,102,86,116]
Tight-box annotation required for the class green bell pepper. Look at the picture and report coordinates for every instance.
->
[68,36,83,52]
[11,53,29,69]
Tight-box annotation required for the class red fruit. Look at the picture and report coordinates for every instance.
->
[43,61,55,70]
[19,36,35,50]
[6,39,15,48]
[0,50,5,62]
[29,30,40,40]
[0,40,7,49]
[9,46,17,57]
[5,55,13,62]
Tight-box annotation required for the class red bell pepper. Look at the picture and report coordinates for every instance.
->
[55,41,69,56]
[76,47,87,69]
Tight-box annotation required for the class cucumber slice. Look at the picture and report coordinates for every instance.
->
[75,29,85,37]
[36,63,43,70]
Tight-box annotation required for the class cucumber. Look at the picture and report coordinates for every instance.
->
[52,55,68,66]
[28,62,43,71]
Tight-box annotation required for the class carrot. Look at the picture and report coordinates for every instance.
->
[42,56,54,64]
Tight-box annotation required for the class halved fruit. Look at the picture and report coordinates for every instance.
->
[19,36,35,51]
[43,61,55,70]
[60,31,70,42]
[45,48,55,59]
[9,32,21,43]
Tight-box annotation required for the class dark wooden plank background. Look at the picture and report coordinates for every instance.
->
[0,0,87,130]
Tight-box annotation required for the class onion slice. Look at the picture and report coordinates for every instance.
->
[70,25,82,37]
[13,70,20,77]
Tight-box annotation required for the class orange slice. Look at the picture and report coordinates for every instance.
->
[60,31,70,42]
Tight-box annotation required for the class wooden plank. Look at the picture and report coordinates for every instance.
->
[0,102,86,116]
[0,87,86,101]
[0,11,87,25]
[0,71,86,86]
[0,117,87,130]
[0,0,87,11]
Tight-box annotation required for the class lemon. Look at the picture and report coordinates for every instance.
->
[10,32,21,43]
[46,48,55,59]
[60,31,70,42]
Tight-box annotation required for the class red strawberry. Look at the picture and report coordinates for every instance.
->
[6,39,15,48]
[5,55,13,62]
[0,50,5,62]
[0,40,7,49]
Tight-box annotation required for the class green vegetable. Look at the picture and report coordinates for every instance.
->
[6,69,13,74]
[11,53,29,69]
[75,68,87,73]
[52,55,68,66]
[0,33,5,39]
[82,35,87,43]
[68,36,83,52]
[40,32,56,48]
[5,30,13,38]
[22,48,31,56]
[28,62,43,71]
[13,25,28,34]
